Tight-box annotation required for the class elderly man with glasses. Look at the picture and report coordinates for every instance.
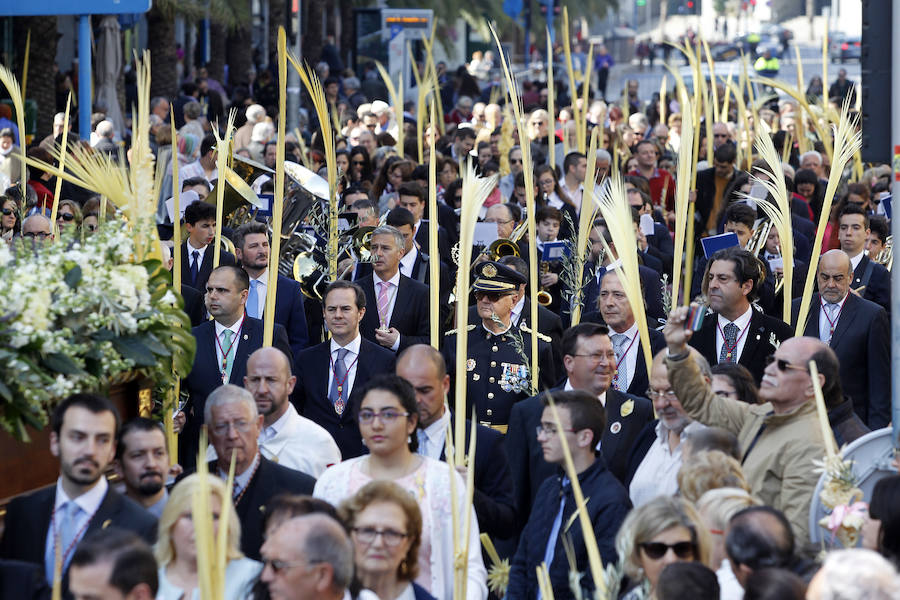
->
[663,306,833,557]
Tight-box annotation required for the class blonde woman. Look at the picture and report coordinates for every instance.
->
[155,474,261,599]
[696,487,760,600]
[677,450,750,503]
[616,495,712,600]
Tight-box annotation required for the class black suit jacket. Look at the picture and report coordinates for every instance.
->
[181,284,206,327]
[0,560,50,600]
[180,317,292,468]
[688,308,793,384]
[695,167,737,236]
[579,263,666,327]
[180,243,236,293]
[415,221,453,268]
[409,250,453,327]
[505,387,652,523]
[207,456,315,560]
[616,327,666,397]
[852,255,891,314]
[268,275,310,359]
[646,222,675,275]
[294,337,396,458]
[436,419,518,540]
[358,273,431,351]
[791,293,891,428]
[0,486,157,577]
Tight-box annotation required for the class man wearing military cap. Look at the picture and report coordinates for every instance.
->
[443,261,556,433]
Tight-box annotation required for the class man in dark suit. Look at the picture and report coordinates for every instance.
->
[204,385,316,560]
[597,270,666,397]
[294,281,396,459]
[0,560,50,600]
[178,265,292,469]
[68,528,158,600]
[399,182,453,268]
[388,207,453,329]
[180,200,236,293]
[695,143,739,239]
[357,225,430,352]
[397,345,517,541]
[838,204,891,313]
[162,242,205,326]
[505,323,653,523]
[689,247,793,384]
[233,220,309,358]
[791,250,891,428]
[0,394,157,587]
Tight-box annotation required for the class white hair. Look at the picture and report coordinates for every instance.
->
[811,549,900,600]
[96,120,115,139]
[595,149,612,163]
[800,150,823,166]
[204,384,258,425]
[245,104,266,124]
[251,121,275,143]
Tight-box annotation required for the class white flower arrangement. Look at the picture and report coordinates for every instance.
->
[0,221,195,440]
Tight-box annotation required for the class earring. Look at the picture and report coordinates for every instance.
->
[361,438,367,447]
[407,435,412,444]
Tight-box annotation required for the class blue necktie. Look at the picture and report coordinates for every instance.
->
[247,280,259,318]
[45,501,82,584]
[190,250,200,286]
[329,348,350,415]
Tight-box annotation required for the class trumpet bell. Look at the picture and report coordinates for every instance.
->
[284,161,330,200]
[353,226,376,263]
[536,290,552,306]
[487,238,521,261]
[292,251,327,300]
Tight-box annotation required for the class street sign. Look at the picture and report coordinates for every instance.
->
[0,0,151,16]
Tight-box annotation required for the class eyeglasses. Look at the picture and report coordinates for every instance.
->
[352,526,409,547]
[510,158,523,164]
[474,291,515,302]
[646,389,678,401]
[211,419,254,435]
[640,541,696,560]
[1,208,14,216]
[571,352,617,362]
[58,213,75,222]
[765,355,809,373]
[261,557,320,575]
[86,223,98,232]
[536,424,576,437]
[352,160,365,165]
[23,231,49,239]
[358,409,409,424]
[484,218,512,225]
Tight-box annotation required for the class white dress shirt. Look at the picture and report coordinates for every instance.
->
[511,296,526,325]
[373,270,402,351]
[327,334,362,398]
[187,239,207,275]
[564,378,606,407]
[629,421,687,506]
[849,250,865,272]
[818,293,848,343]
[45,476,109,579]
[715,306,753,364]
[609,322,640,391]
[417,406,452,460]
[399,246,419,279]
[560,180,584,212]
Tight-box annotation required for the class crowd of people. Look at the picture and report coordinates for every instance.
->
[2,32,900,600]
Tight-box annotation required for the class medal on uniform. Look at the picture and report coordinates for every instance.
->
[334,396,345,415]
[620,399,634,417]
[467,358,476,371]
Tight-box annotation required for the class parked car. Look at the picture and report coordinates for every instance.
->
[830,35,861,63]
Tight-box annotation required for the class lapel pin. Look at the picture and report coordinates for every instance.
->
[610,421,622,434]
[755,334,760,341]
[620,399,634,417]
[243,334,249,340]
[102,519,112,529]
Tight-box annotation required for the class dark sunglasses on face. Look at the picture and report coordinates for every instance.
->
[475,291,514,302]
[640,541,695,560]
[765,354,808,373]
[1,208,14,216]
[58,213,75,222]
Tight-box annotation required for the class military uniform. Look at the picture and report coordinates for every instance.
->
[442,261,557,433]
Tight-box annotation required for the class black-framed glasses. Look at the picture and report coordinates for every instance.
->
[358,409,409,424]
[474,291,515,302]
[352,526,409,547]
[1,208,14,216]
[23,231,49,239]
[765,355,809,373]
[536,424,576,437]
[640,541,695,560]
[572,352,617,362]
[646,389,678,401]
[58,213,75,221]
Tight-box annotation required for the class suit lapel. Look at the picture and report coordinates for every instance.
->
[738,311,764,366]
[198,322,220,380]
[200,246,214,281]
[803,295,821,337]
[316,342,331,402]
[230,317,256,383]
[84,490,117,536]
[694,317,717,359]
[390,277,412,329]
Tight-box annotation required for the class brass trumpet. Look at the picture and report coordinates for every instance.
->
[745,220,773,257]
[874,235,893,271]
[537,261,552,306]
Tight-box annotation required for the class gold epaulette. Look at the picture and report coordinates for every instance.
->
[445,324,477,336]
[520,322,552,343]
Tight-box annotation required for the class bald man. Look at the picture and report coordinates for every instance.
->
[237,347,340,477]
[791,250,890,429]
[665,307,834,556]
[21,214,52,243]
[396,344,517,540]
[260,515,354,600]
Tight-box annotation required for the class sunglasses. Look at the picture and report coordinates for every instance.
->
[765,355,809,373]
[510,158,523,164]
[1,208,14,216]
[352,160,365,165]
[58,213,75,222]
[474,291,515,302]
[640,541,695,560]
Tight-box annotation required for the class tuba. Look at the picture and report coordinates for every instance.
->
[745,219,773,257]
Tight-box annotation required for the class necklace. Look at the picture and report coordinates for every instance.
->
[613,334,639,390]
[717,320,750,361]
[821,296,847,340]
[231,455,262,507]
[330,350,361,415]
[50,501,97,574]
[215,316,245,383]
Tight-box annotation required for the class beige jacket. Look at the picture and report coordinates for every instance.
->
[667,352,829,554]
